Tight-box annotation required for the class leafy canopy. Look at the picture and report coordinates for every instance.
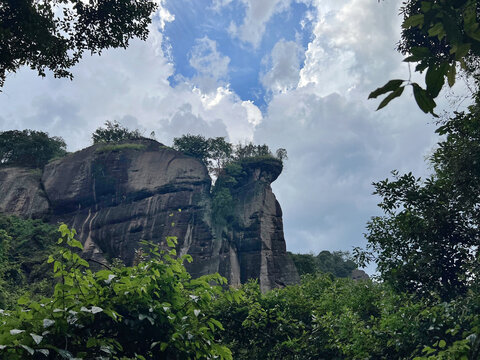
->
[370,0,480,114]
[0,0,157,89]
[0,129,66,168]
[357,108,480,300]
[92,120,143,144]
[173,134,287,178]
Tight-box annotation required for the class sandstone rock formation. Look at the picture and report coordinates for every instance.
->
[0,139,299,290]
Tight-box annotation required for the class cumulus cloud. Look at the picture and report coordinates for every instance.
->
[255,87,436,254]
[0,13,256,151]
[299,0,404,96]
[231,0,291,48]
[189,37,231,92]
[157,103,228,141]
[261,39,303,93]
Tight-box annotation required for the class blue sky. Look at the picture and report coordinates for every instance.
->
[0,0,471,273]
[162,0,314,109]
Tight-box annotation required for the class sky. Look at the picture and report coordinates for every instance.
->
[0,0,472,271]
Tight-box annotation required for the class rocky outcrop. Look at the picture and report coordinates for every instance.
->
[0,139,299,290]
[0,167,49,218]
[351,269,369,281]
[216,159,299,292]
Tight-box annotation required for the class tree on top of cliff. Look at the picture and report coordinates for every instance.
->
[173,134,211,162]
[173,135,287,179]
[92,120,143,144]
[0,0,157,89]
[0,129,66,168]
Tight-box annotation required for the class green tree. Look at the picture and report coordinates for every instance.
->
[275,148,288,162]
[0,129,66,168]
[358,109,480,300]
[173,134,210,163]
[207,137,233,177]
[0,0,157,89]
[234,142,272,160]
[0,215,60,308]
[370,0,480,114]
[92,120,143,144]
[289,250,357,278]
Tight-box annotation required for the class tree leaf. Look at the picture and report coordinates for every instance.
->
[425,63,447,98]
[376,86,405,110]
[403,14,424,29]
[368,80,404,99]
[412,83,437,114]
[447,65,456,87]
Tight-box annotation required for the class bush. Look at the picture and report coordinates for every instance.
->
[0,226,232,359]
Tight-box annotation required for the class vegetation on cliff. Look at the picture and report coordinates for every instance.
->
[173,134,286,226]
[0,221,478,359]
[92,121,144,144]
[0,130,66,168]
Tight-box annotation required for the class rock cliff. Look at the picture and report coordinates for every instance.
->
[0,139,299,290]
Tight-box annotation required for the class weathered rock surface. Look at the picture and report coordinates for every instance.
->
[0,167,49,218]
[0,139,299,290]
[350,269,369,281]
[216,159,299,292]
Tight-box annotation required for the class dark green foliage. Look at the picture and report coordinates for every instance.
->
[212,275,480,360]
[0,130,66,168]
[359,110,480,301]
[211,163,244,226]
[173,135,287,174]
[208,137,234,177]
[290,250,357,278]
[92,120,143,144]
[371,0,480,114]
[0,0,157,88]
[0,226,232,359]
[0,215,59,308]
[233,142,272,160]
[173,134,211,162]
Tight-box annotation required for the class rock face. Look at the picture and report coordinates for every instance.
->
[216,159,299,292]
[0,139,299,290]
[0,167,49,218]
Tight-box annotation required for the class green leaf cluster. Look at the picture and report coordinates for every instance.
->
[371,0,480,114]
[0,225,232,359]
[211,275,480,360]
[0,215,59,308]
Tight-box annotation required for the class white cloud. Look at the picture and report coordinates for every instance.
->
[189,37,231,92]
[255,87,437,255]
[299,0,404,96]
[233,0,291,48]
[211,0,234,12]
[155,0,175,30]
[261,39,303,93]
[0,14,256,151]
